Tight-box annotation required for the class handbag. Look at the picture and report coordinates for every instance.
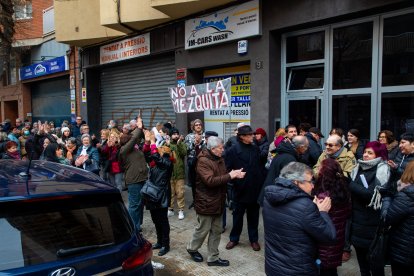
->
[368,219,390,270]
[141,179,164,203]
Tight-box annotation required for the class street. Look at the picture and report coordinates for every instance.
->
[127,186,391,276]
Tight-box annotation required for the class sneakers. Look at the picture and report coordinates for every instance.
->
[167,209,174,217]
[342,251,351,262]
[178,210,185,220]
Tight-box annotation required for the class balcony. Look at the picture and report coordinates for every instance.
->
[55,0,234,46]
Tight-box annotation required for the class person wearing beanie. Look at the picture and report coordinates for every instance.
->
[166,128,187,219]
[254,128,270,171]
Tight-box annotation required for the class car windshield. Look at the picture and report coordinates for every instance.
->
[0,193,133,271]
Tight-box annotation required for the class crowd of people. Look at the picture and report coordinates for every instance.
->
[1,116,414,275]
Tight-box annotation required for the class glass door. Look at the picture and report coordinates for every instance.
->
[288,97,321,129]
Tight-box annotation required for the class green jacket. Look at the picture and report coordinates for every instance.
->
[168,141,187,180]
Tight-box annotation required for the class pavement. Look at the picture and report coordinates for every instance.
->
[124,186,391,276]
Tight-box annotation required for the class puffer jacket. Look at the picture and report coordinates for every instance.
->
[258,141,298,205]
[386,185,414,265]
[263,177,336,276]
[195,149,231,215]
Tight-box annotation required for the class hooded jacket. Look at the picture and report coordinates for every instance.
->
[258,141,298,205]
[386,185,414,265]
[263,177,336,276]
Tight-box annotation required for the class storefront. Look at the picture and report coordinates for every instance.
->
[19,56,70,125]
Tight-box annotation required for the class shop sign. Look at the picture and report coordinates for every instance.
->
[100,33,150,65]
[19,56,68,81]
[81,88,87,103]
[185,0,259,50]
[169,78,231,113]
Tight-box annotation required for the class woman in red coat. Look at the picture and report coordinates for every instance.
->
[314,158,351,276]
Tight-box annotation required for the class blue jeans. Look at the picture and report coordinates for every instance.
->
[109,172,123,192]
[128,181,145,231]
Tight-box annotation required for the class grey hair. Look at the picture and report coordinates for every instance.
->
[292,135,308,149]
[329,134,344,146]
[280,162,313,182]
[81,133,91,141]
[129,119,137,125]
[80,124,89,132]
[206,136,223,150]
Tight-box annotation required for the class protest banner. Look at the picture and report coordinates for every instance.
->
[169,78,231,113]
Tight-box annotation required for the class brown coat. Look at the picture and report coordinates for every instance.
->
[195,149,231,215]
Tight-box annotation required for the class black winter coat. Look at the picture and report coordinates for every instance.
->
[258,141,298,205]
[386,185,414,266]
[145,152,173,210]
[349,165,381,248]
[225,140,265,203]
[263,178,336,276]
[302,133,323,167]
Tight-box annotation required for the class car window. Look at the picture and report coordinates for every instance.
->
[0,194,132,271]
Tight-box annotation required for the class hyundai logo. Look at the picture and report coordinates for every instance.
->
[50,267,76,276]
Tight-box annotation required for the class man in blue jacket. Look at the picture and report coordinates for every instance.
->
[263,162,336,276]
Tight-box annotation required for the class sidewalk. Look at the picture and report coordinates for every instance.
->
[133,186,391,276]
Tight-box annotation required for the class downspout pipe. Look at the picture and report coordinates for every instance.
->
[117,0,140,33]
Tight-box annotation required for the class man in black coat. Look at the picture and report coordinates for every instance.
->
[258,135,309,205]
[263,162,336,275]
[225,125,265,251]
[302,127,324,167]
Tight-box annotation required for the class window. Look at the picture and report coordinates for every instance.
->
[289,99,321,128]
[382,13,414,86]
[287,66,324,90]
[381,92,414,138]
[333,22,373,89]
[332,94,371,140]
[14,1,32,19]
[286,31,325,63]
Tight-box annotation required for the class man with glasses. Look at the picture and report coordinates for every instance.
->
[225,125,265,252]
[263,161,336,275]
[313,134,356,178]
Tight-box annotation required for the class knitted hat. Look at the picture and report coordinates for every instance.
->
[255,128,267,137]
[170,128,179,135]
[61,127,70,134]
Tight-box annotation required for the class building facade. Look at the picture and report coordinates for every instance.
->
[55,0,414,140]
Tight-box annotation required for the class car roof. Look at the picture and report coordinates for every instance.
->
[0,160,117,200]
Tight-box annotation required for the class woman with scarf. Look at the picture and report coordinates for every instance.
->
[1,141,21,160]
[43,143,71,165]
[349,141,390,276]
[75,134,100,175]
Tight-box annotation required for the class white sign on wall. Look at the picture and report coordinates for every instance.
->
[100,33,150,64]
[185,0,259,50]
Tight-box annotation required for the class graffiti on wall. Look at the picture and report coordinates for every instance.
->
[109,106,174,128]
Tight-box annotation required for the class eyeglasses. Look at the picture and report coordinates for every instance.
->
[324,143,338,147]
[379,136,386,139]
[302,179,315,185]
[194,123,202,126]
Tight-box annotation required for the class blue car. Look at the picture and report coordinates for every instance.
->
[0,160,153,275]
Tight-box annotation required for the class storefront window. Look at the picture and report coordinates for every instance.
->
[287,66,324,90]
[289,99,321,128]
[332,94,371,140]
[381,92,414,139]
[286,31,324,63]
[382,13,414,86]
[333,22,373,90]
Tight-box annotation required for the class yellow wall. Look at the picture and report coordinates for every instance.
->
[55,0,126,46]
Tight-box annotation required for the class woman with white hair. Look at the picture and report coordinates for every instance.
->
[75,134,100,175]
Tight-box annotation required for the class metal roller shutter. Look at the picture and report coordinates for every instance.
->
[100,55,176,129]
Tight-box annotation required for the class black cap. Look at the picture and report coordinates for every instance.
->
[237,125,254,135]
[309,127,324,138]
[205,131,218,138]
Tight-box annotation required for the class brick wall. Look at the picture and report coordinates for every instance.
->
[14,0,54,40]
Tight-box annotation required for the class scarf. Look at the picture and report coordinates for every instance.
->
[7,151,21,160]
[351,157,390,210]
[328,146,344,159]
